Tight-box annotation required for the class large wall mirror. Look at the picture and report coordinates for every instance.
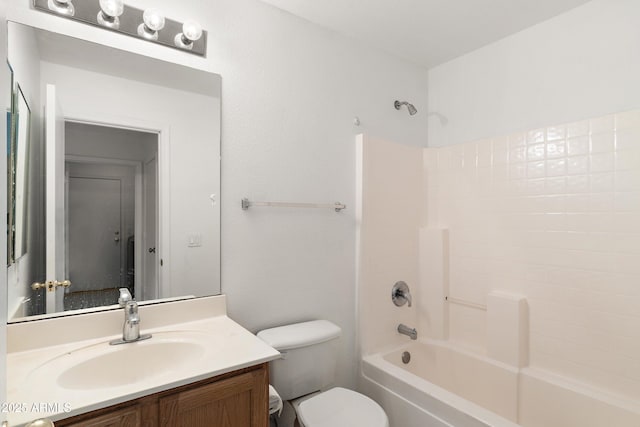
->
[6,22,221,322]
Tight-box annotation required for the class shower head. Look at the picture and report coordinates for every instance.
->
[394,100,418,116]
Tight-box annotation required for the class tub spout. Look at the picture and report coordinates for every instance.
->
[397,324,417,340]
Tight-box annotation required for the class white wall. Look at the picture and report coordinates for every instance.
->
[428,0,640,147]
[9,0,429,389]
[211,0,427,390]
[213,0,428,389]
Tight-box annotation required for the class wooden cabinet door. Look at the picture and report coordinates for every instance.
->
[159,367,268,427]
[63,405,140,427]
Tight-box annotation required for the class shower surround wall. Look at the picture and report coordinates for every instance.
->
[357,111,640,426]
[424,110,640,404]
[415,1,640,419]
[356,134,423,356]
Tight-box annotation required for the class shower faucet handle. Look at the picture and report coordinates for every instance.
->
[392,281,412,307]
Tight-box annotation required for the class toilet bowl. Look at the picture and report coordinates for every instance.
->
[294,387,388,427]
[257,320,389,427]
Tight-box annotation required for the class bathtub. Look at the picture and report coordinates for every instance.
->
[361,339,640,427]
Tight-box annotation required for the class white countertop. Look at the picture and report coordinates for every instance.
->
[6,296,280,426]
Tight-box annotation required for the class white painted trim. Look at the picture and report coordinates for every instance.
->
[354,133,364,365]
[64,167,69,293]
[134,163,142,301]
[65,155,140,167]
[142,155,159,301]
[45,84,65,314]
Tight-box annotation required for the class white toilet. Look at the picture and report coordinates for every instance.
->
[257,320,389,427]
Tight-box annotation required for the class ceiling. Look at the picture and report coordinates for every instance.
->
[259,0,592,69]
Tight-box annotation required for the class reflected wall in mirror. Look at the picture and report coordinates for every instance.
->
[6,22,221,321]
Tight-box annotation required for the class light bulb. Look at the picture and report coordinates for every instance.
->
[99,0,124,17]
[174,20,203,50]
[97,0,124,28]
[182,21,203,42]
[143,8,165,31]
[137,8,165,41]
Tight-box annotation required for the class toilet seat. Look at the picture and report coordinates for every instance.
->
[296,387,389,427]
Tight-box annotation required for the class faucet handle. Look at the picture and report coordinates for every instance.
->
[392,281,412,307]
[118,288,132,307]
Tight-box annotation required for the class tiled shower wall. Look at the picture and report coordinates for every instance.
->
[424,110,640,401]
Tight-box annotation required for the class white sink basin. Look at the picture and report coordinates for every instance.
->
[29,331,210,390]
[58,341,205,389]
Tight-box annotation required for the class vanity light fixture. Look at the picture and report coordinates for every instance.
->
[137,8,166,41]
[97,0,124,29]
[174,20,203,50]
[47,0,75,16]
[33,0,207,56]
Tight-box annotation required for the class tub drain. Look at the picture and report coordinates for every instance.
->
[401,351,411,364]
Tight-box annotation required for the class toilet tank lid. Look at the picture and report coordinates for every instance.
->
[257,320,342,351]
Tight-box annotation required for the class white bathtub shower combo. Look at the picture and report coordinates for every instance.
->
[356,111,640,426]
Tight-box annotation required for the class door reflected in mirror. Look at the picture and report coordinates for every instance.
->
[6,22,221,321]
[63,123,158,312]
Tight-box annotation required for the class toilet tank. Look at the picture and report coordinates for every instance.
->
[257,320,342,400]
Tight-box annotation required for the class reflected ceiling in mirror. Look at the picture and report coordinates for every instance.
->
[7,22,221,322]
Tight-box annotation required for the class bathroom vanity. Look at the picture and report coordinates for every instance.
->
[7,296,280,427]
[55,363,268,426]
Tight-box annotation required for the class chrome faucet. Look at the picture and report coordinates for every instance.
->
[392,281,412,307]
[397,324,418,340]
[110,288,152,345]
[123,301,141,341]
